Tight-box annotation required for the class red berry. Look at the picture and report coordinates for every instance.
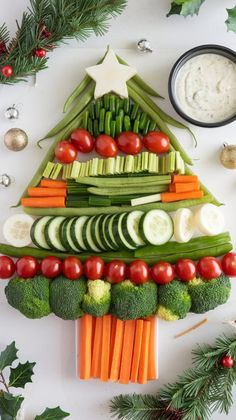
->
[35,48,46,58]
[1,65,13,78]
[220,355,234,369]
[42,28,52,38]
[0,42,7,54]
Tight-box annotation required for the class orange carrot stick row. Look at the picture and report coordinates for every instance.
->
[40,179,67,188]
[21,197,66,208]
[110,319,124,382]
[148,317,157,381]
[172,175,198,184]
[80,314,93,380]
[101,315,112,382]
[169,182,199,193]
[161,190,203,203]
[91,317,103,378]
[130,320,144,383]
[138,320,151,384]
[28,187,67,197]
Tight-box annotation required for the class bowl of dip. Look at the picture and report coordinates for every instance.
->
[168,45,236,127]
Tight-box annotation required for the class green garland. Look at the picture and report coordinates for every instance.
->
[0,0,126,84]
[110,333,236,420]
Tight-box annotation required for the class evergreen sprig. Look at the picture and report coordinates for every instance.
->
[110,334,236,420]
[0,0,127,84]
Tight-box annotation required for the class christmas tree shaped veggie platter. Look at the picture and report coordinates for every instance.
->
[0,47,235,385]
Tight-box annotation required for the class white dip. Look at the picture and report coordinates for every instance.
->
[175,53,236,123]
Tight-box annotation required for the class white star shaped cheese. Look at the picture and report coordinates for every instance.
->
[86,48,137,99]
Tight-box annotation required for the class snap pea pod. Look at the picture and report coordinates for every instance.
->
[135,232,231,257]
[128,79,196,145]
[116,54,164,99]
[13,114,83,207]
[128,86,193,166]
[23,194,214,217]
[38,83,95,147]
[88,185,168,196]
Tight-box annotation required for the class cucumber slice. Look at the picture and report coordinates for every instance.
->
[31,216,53,250]
[174,208,194,243]
[60,218,82,252]
[91,215,106,251]
[82,216,101,252]
[70,216,89,251]
[101,214,117,250]
[121,211,146,247]
[3,214,35,248]
[45,216,67,251]
[194,204,225,236]
[140,210,173,245]
[112,213,136,250]
[105,215,120,250]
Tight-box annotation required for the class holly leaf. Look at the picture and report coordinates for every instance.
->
[226,7,236,33]
[167,0,205,17]
[9,361,36,389]
[0,342,18,372]
[0,391,23,420]
[34,406,70,420]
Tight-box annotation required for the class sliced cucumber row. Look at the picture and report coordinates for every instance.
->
[30,210,173,253]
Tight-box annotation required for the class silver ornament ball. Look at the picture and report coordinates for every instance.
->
[4,128,28,152]
[0,174,12,187]
[137,39,153,53]
[4,105,19,120]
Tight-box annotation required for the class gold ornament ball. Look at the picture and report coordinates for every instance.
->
[4,128,28,152]
[220,143,236,169]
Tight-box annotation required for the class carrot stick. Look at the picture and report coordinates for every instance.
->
[148,317,157,381]
[100,315,112,382]
[130,320,144,383]
[40,179,67,188]
[21,197,66,208]
[161,190,203,203]
[91,317,103,378]
[174,318,208,339]
[138,320,151,385]
[172,183,199,193]
[28,187,67,197]
[110,319,125,382]
[109,317,117,374]
[119,320,136,384]
[172,175,198,184]
[80,314,93,380]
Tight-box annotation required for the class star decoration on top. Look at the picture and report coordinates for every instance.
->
[86,48,137,99]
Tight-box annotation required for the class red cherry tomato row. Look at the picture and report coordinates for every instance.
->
[1,253,236,282]
[54,130,171,163]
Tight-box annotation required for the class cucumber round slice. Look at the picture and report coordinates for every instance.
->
[112,213,136,250]
[174,208,194,243]
[105,214,120,250]
[45,216,67,251]
[3,214,35,248]
[70,216,89,251]
[102,214,117,251]
[121,211,146,247]
[97,215,110,250]
[194,204,225,236]
[60,218,81,252]
[140,210,173,245]
[31,216,53,249]
[91,215,106,251]
[82,216,101,252]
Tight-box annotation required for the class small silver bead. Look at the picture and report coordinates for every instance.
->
[137,39,153,53]
[0,174,12,187]
[4,105,19,120]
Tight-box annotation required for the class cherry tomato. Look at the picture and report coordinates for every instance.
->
[143,131,170,154]
[95,135,118,158]
[150,262,175,285]
[71,128,94,153]
[222,253,236,277]
[0,256,15,279]
[116,132,142,155]
[175,259,196,282]
[84,256,104,280]
[105,260,127,284]
[55,140,78,163]
[197,257,222,280]
[128,260,149,284]
[41,256,62,279]
[16,256,39,279]
[62,257,83,280]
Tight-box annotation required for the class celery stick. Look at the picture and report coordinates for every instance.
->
[131,194,161,206]
[43,162,55,178]
[71,161,81,179]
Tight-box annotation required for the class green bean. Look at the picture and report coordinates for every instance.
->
[185,166,222,207]
[135,232,231,257]
[99,108,105,132]
[128,86,193,166]
[23,194,214,217]
[38,83,95,147]
[105,111,112,135]
[128,79,197,145]
[116,54,164,99]
[13,114,83,207]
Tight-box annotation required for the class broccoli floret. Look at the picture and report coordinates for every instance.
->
[110,280,158,321]
[82,279,111,317]
[188,274,231,314]
[157,280,191,321]
[50,276,87,320]
[5,275,51,319]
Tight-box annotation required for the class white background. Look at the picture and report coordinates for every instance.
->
[1,0,236,419]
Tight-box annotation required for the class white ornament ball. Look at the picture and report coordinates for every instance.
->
[4,128,28,152]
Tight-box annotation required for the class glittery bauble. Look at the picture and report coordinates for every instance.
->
[4,128,28,152]
[35,48,46,58]
[137,39,153,53]
[0,174,11,187]
[220,355,234,369]
[4,105,19,121]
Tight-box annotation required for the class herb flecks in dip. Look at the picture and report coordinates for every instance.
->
[175,53,236,123]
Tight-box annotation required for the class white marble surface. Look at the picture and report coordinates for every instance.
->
[1,1,236,419]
